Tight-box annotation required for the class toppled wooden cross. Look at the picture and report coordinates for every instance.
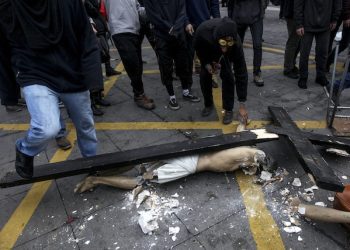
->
[0,106,349,192]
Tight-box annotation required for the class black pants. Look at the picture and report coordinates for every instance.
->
[237,19,263,75]
[327,20,350,69]
[200,57,235,111]
[112,33,144,96]
[0,80,20,106]
[155,36,192,96]
[140,21,156,49]
[284,19,301,71]
[299,31,330,80]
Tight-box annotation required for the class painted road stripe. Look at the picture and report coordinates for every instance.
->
[0,131,77,250]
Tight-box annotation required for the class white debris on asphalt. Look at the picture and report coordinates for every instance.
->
[87,215,94,221]
[136,190,151,208]
[304,185,318,194]
[283,226,302,233]
[282,221,292,227]
[326,148,350,157]
[342,176,348,180]
[292,178,302,187]
[169,226,180,241]
[328,197,335,202]
[171,193,179,198]
[298,236,303,241]
[260,171,272,181]
[84,240,90,245]
[280,188,290,196]
[138,211,159,234]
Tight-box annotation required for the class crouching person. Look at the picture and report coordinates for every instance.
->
[194,18,249,125]
[0,0,99,178]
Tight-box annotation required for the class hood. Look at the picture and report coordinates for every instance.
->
[213,17,238,41]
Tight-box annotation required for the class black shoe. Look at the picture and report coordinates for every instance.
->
[253,73,264,87]
[106,68,122,77]
[315,77,329,86]
[168,98,180,110]
[183,93,201,103]
[298,78,307,89]
[201,106,214,117]
[95,92,111,107]
[15,147,34,179]
[283,69,299,79]
[91,104,104,116]
[5,105,22,112]
[223,111,233,125]
[56,137,72,150]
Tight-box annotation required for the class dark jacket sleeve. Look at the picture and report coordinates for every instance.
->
[173,0,187,32]
[332,0,342,22]
[193,33,212,67]
[230,41,248,102]
[343,0,350,20]
[144,0,173,33]
[75,0,103,91]
[210,0,221,18]
[0,29,19,105]
[294,0,304,28]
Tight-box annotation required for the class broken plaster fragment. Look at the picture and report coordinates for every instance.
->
[328,197,335,202]
[171,193,179,198]
[169,226,180,242]
[342,176,348,180]
[138,211,159,234]
[292,178,302,187]
[260,171,272,181]
[282,221,292,227]
[315,202,326,207]
[283,226,302,233]
[280,188,290,196]
[298,236,303,241]
[136,190,151,208]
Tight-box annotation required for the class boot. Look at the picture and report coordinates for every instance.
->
[90,92,104,116]
[95,91,111,107]
[15,147,34,179]
[105,61,121,77]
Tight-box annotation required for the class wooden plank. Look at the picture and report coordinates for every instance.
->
[0,130,278,188]
[266,125,350,151]
[268,106,344,192]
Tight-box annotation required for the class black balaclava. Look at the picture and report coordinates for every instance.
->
[10,0,64,50]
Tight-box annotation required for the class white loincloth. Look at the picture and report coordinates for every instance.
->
[151,155,199,184]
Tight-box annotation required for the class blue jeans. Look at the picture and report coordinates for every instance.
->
[16,84,97,157]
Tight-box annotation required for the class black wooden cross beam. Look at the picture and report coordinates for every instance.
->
[267,106,344,192]
[0,130,278,188]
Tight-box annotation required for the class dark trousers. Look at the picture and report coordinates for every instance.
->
[284,18,301,71]
[112,33,145,96]
[155,36,192,96]
[299,31,330,80]
[200,57,235,111]
[0,80,20,106]
[327,20,350,69]
[237,19,263,75]
[140,22,156,49]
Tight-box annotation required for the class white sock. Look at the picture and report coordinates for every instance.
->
[183,89,190,96]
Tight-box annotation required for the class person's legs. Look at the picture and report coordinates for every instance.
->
[250,19,264,84]
[315,30,330,86]
[55,114,72,150]
[284,18,301,78]
[199,65,215,116]
[220,58,235,124]
[237,24,248,43]
[60,90,97,157]
[298,32,314,88]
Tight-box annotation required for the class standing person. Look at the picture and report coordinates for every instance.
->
[294,0,342,89]
[144,0,201,110]
[280,0,301,79]
[194,18,249,125]
[105,0,155,110]
[0,0,99,178]
[227,0,268,87]
[185,0,221,86]
[327,0,350,72]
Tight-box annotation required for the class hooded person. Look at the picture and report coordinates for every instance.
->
[194,17,249,125]
[0,0,99,178]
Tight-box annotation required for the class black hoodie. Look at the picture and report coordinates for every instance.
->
[0,0,102,93]
[194,18,248,102]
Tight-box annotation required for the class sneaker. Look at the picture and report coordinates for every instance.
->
[298,78,307,89]
[56,137,72,150]
[315,77,329,87]
[223,111,233,125]
[183,93,201,103]
[5,105,22,112]
[134,94,155,110]
[15,147,34,179]
[253,73,264,87]
[91,104,104,116]
[201,106,214,117]
[168,98,180,110]
[17,98,27,107]
[106,68,122,77]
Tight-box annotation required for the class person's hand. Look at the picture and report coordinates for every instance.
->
[330,22,337,31]
[238,103,248,125]
[344,19,350,28]
[186,24,194,36]
[296,27,304,36]
[205,64,215,74]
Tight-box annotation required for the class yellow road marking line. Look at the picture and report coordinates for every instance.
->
[0,131,76,250]
[235,172,285,250]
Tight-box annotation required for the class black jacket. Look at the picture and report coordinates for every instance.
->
[144,0,187,41]
[227,0,269,25]
[0,0,102,93]
[294,0,342,32]
[194,18,248,102]
[279,0,295,19]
